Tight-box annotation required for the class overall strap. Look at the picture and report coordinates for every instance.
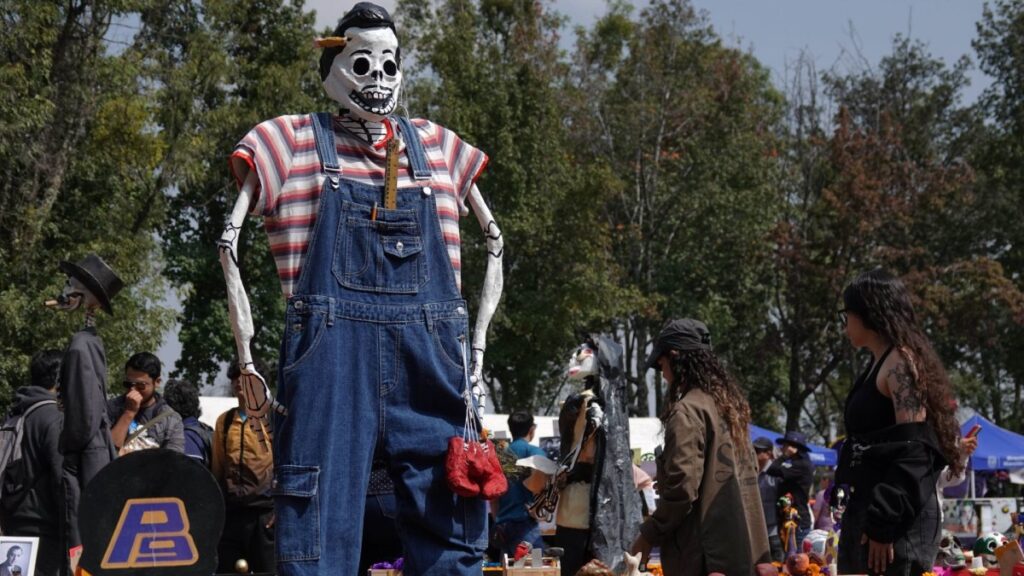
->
[395,116,431,180]
[311,112,341,177]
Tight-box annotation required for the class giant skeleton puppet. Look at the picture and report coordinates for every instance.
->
[218,3,503,575]
[44,254,123,569]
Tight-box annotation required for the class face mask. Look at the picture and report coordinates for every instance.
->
[323,26,402,122]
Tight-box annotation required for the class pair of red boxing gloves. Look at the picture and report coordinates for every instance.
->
[446,434,508,499]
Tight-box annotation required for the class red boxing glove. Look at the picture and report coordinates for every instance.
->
[446,436,480,497]
[478,439,509,499]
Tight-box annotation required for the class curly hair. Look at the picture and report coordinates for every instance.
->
[662,349,751,449]
[843,268,963,476]
[163,378,201,420]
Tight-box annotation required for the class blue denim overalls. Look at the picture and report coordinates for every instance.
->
[272,113,485,575]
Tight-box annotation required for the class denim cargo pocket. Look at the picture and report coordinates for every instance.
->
[334,203,427,294]
[272,465,321,562]
[282,311,329,374]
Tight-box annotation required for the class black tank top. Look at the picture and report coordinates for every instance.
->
[844,347,896,436]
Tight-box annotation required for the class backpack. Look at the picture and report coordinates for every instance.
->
[185,419,214,467]
[0,399,56,506]
[220,408,273,505]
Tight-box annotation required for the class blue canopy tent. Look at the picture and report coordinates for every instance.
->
[749,424,838,467]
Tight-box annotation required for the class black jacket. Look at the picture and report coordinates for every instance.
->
[835,421,946,543]
[0,386,63,536]
[59,328,116,463]
[766,452,814,530]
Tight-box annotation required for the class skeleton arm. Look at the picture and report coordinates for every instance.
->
[218,172,281,420]
[466,184,504,412]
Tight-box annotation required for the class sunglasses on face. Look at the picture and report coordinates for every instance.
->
[123,380,150,391]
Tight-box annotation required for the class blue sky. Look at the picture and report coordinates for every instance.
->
[158,0,993,387]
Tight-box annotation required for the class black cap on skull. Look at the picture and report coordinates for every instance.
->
[319,2,399,81]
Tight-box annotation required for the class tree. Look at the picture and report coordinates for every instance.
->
[770,36,1024,436]
[145,0,326,388]
[397,0,638,413]
[570,0,784,417]
[0,0,173,409]
[967,0,1024,431]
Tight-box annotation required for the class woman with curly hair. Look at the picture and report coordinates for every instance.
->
[630,319,773,576]
[835,269,961,575]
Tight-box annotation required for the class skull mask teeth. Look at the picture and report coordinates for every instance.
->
[348,88,396,116]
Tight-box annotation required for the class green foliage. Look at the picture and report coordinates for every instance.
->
[145,0,326,388]
[0,0,173,411]
[5,0,1024,438]
[569,0,784,417]
[398,0,639,412]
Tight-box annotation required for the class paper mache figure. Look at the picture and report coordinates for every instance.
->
[45,254,123,565]
[217,3,504,574]
[530,335,641,574]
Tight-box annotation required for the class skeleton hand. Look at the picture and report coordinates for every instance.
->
[237,363,287,419]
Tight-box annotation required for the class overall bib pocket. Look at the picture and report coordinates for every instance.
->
[334,202,428,294]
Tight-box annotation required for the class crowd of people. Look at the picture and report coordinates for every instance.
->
[488,269,974,576]
[0,266,990,576]
[0,352,277,576]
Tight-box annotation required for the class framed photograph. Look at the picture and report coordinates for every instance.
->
[0,536,38,576]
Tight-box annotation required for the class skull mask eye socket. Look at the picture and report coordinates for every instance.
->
[383,59,398,76]
[353,57,370,76]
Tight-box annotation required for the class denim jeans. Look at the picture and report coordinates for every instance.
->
[272,113,486,575]
[359,494,402,574]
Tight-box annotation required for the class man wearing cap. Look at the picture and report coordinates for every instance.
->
[753,437,784,562]
[767,431,815,546]
[49,254,122,569]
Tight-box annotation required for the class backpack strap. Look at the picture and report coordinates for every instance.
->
[14,400,57,446]
[123,407,174,447]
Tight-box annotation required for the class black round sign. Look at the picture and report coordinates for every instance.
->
[78,449,224,576]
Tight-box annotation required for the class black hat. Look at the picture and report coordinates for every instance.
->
[318,2,398,81]
[645,318,712,369]
[752,437,774,453]
[59,254,124,315]
[776,430,810,453]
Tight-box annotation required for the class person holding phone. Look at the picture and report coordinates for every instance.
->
[834,269,963,575]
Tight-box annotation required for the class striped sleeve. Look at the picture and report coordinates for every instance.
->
[438,125,488,215]
[229,116,298,217]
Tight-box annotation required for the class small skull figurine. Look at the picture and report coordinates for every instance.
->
[972,531,1009,567]
[936,530,966,569]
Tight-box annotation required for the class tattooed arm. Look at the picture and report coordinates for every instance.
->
[881,349,927,424]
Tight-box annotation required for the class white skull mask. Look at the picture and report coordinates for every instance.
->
[324,27,402,122]
[567,343,597,380]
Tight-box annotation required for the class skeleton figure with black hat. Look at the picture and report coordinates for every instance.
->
[218,3,503,574]
[44,254,122,567]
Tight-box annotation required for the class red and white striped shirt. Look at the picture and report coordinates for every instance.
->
[230,115,488,297]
